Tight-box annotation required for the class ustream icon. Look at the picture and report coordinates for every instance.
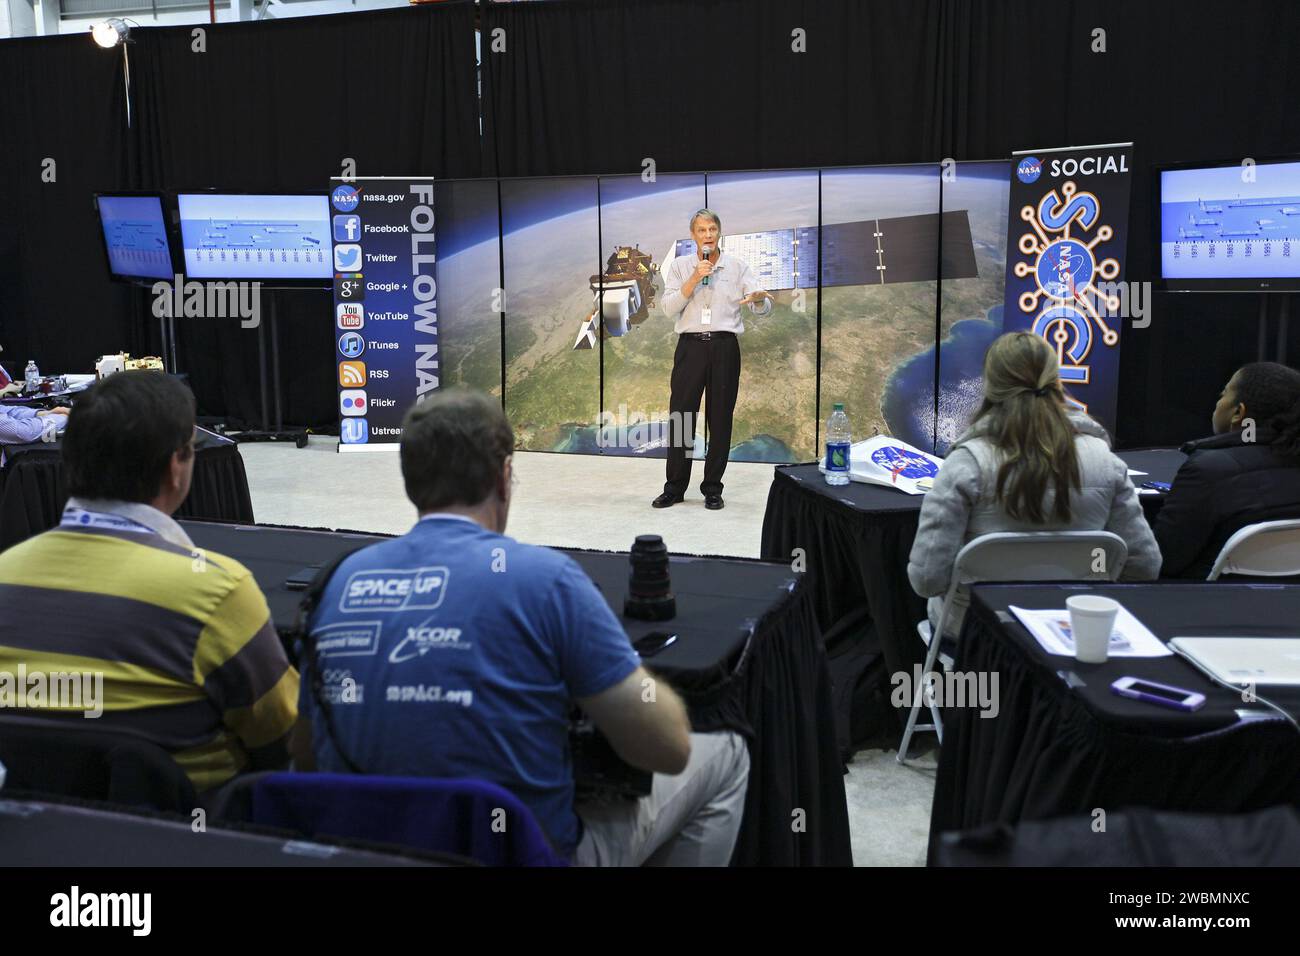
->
[339,361,367,387]
[341,418,368,444]
[337,303,364,330]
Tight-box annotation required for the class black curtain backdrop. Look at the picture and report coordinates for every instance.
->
[0,35,142,387]
[0,3,481,430]
[1,0,1298,443]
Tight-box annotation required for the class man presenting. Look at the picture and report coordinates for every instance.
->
[653,209,770,510]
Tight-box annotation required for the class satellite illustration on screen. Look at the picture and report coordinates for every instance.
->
[672,229,803,289]
[580,213,979,350]
[1161,162,1300,279]
[97,195,174,281]
[655,213,977,309]
[178,194,331,279]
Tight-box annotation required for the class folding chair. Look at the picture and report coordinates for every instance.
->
[897,530,1128,763]
[245,772,568,867]
[0,713,196,812]
[1206,519,1300,581]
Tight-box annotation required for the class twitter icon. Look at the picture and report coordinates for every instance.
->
[334,244,362,272]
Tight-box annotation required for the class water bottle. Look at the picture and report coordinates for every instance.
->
[24,360,39,392]
[825,402,852,486]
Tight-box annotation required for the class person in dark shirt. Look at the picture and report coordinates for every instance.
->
[1154,362,1300,579]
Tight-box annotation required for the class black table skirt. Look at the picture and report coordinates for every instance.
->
[761,467,928,682]
[928,584,1300,861]
[0,441,254,551]
[933,805,1300,867]
[182,521,853,867]
[731,575,851,865]
[760,449,1185,707]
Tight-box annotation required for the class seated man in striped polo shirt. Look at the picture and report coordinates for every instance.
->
[0,372,299,794]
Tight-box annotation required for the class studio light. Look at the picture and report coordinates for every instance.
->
[90,18,137,129]
[90,18,131,49]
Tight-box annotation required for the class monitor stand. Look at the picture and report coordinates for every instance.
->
[233,293,309,448]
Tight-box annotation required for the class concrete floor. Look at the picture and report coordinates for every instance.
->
[238,438,936,865]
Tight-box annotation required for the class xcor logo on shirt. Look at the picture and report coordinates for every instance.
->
[340,567,449,612]
[389,626,467,663]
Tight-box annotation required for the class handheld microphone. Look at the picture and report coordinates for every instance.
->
[700,244,713,286]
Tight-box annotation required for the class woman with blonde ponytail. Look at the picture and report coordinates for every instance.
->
[908,331,1160,638]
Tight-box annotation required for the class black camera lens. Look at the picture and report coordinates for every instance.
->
[624,535,676,621]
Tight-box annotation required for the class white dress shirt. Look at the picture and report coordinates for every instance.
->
[0,406,64,445]
[660,251,760,335]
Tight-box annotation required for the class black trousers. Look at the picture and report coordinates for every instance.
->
[664,332,741,497]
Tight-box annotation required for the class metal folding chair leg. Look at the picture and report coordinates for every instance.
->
[897,531,1131,763]
[897,621,947,763]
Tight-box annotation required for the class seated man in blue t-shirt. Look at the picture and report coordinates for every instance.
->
[293,389,749,865]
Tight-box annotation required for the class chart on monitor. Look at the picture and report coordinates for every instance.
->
[177,193,332,280]
[1160,160,1300,284]
[97,194,175,281]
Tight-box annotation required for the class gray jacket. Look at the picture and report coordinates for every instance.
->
[907,411,1161,638]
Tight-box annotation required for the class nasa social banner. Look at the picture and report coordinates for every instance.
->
[329,177,439,452]
[1002,144,1133,433]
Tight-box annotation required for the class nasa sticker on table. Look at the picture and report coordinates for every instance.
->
[1002,144,1133,436]
[329,177,439,452]
[818,434,943,495]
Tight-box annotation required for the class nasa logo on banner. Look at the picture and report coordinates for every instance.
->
[1003,144,1133,434]
[1016,156,1043,184]
[331,185,360,213]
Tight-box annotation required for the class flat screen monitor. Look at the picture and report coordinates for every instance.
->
[95,193,176,282]
[1158,158,1300,291]
[177,193,332,281]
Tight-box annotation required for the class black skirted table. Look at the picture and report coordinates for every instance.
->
[181,520,853,867]
[928,582,1300,861]
[933,805,1300,866]
[0,429,254,551]
[760,448,1185,688]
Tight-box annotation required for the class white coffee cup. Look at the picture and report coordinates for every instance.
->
[1066,595,1120,664]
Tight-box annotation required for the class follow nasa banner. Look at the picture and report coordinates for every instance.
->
[329,177,440,452]
[1002,143,1133,434]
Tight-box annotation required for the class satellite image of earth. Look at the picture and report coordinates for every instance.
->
[433,164,1009,461]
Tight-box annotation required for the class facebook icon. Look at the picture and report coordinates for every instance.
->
[333,215,361,243]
